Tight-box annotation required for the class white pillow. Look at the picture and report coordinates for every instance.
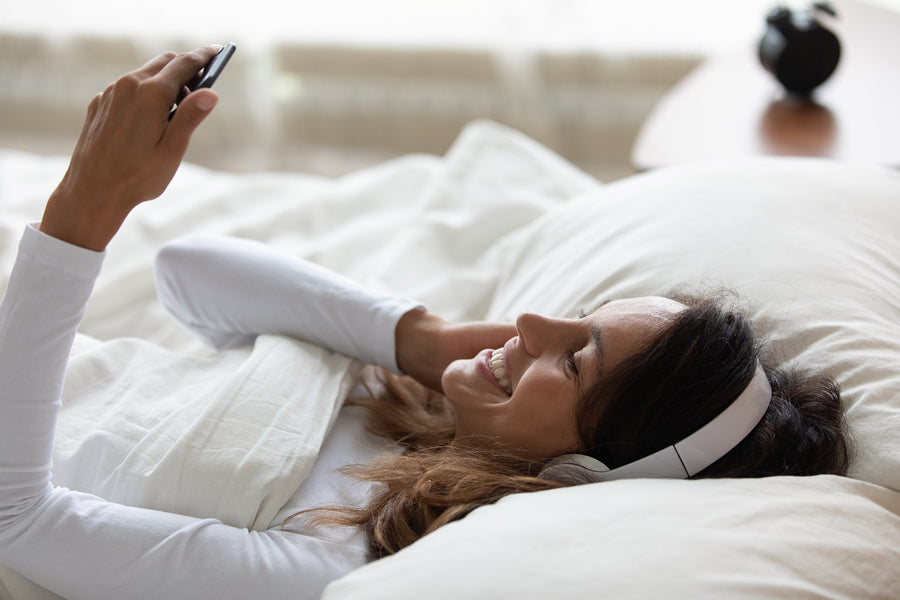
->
[324,158,900,600]
[325,476,900,600]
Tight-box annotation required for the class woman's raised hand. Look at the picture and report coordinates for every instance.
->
[39,47,222,251]
[395,309,517,392]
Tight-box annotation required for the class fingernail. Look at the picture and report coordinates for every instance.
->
[195,94,217,112]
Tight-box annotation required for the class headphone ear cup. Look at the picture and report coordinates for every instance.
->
[538,453,611,484]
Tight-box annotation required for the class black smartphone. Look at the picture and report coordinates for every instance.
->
[170,43,236,119]
[188,42,236,92]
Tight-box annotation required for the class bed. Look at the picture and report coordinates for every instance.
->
[1,120,898,599]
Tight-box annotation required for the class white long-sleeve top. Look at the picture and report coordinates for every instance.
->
[0,226,420,600]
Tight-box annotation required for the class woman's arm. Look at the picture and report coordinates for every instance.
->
[155,233,423,373]
[1,47,221,525]
[0,226,359,600]
[156,234,516,390]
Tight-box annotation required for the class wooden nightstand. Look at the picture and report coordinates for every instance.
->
[631,0,900,170]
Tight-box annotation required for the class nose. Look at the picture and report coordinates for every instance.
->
[515,312,566,357]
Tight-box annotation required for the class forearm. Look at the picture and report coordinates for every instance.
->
[0,225,104,530]
[155,233,422,372]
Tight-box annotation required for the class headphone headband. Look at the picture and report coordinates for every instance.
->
[541,362,772,483]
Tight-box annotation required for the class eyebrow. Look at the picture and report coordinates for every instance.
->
[590,324,605,365]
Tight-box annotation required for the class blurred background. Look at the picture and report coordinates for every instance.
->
[2,0,898,181]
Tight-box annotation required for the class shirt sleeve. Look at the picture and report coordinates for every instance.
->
[0,225,367,600]
[155,233,424,374]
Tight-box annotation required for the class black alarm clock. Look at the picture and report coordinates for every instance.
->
[758,2,841,95]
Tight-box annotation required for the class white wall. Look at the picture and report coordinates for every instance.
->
[2,0,896,179]
[3,0,847,53]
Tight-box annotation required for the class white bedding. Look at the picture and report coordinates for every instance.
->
[1,120,899,600]
[54,334,358,531]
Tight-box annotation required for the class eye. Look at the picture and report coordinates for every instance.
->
[566,350,579,376]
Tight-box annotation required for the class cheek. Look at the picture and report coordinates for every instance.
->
[506,375,581,451]
[515,369,570,408]
[499,406,581,458]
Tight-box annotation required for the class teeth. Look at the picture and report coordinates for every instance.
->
[490,349,512,395]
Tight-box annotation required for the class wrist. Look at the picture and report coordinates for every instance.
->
[395,308,447,391]
[40,187,128,252]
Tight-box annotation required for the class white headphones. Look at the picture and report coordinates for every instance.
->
[539,362,772,483]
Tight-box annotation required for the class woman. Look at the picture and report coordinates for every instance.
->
[0,48,850,599]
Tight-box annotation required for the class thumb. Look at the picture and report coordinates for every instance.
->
[164,89,218,154]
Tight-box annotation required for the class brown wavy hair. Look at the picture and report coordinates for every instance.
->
[291,294,852,559]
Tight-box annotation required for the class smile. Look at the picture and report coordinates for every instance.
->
[489,348,512,395]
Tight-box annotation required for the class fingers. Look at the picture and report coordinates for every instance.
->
[137,51,180,77]
[125,46,222,111]
[152,46,222,158]
[155,46,222,90]
[163,88,218,155]
[137,45,220,79]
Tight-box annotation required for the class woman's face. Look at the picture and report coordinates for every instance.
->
[441,297,685,459]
